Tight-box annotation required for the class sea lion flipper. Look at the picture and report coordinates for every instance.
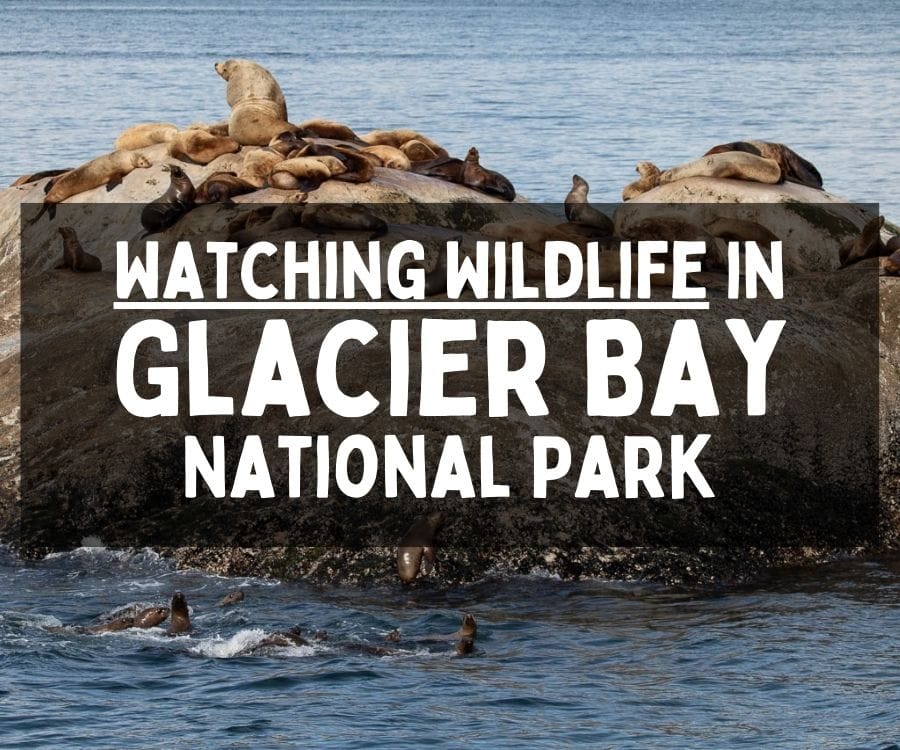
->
[106,177,122,192]
[420,546,436,575]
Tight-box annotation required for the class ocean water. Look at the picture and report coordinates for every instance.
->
[0,546,899,749]
[2,2,900,747]
[0,0,898,217]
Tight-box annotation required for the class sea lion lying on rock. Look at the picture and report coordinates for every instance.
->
[194,171,256,205]
[167,128,241,165]
[704,140,823,189]
[565,174,614,235]
[411,147,515,200]
[32,149,152,222]
[115,122,179,151]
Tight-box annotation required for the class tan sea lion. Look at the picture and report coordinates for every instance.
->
[55,227,102,272]
[359,145,411,170]
[218,590,245,607]
[361,129,446,155]
[622,153,782,200]
[215,58,294,146]
[167,128,241,165]
[270,156,340,190]
[565,175,614,235]
[298,118,361,142]
[268,129,309,157]
[140,164,195,234]
[840,215,885,267]
[187,120,231,136]
[400,139,445,161]
[33,150,151,222]
[167,591,191,635]
[396,511,444,583]
[114,122,179,151]
[237,148,285,188]
[194,171,256,205]
[704,140,823,189]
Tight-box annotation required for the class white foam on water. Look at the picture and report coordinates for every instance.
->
[190,629,269,658]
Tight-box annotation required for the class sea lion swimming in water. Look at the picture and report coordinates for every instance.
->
[703,140,823,189]
[565,174,614,235]
[140,164,196,234]
[396,511,444,583]
[55,227,102,272]
[168,591,191,635]
[218,590,245,607]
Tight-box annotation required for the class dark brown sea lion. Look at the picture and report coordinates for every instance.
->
[32,150,152,222]
[461,147,515,201]
[396,511,444,583]
[167,591,191,635]
[218,590,245,607]
[194,171,256,205]
[840,215,885,267]
[565,174,614,235]
[132,606,170,628]
[55,227,102,272]
[703,140,823,189]
[140,164,195,234]
[228,194,308,246]
[248,626,308,652]
[11,168,72,187]
[393,247,449,298]
[85,617,135,634]
[300,204,387,237]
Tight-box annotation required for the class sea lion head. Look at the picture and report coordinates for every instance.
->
[57,226,76,241]
[455,637,474,655]
[572,174,588,191]
[465,147,480,164]
[171,591,188,615]
[215,59,236,80]
[132,154,152,169]
[459,613,477,638]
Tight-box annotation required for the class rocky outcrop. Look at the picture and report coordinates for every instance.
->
[1,142,899,584]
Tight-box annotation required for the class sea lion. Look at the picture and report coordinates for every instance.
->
[33,150,152,222]
[11,168,72,187]
[270,156,340,190]
[298,118,361,142]
[251,626,308,651]
[228,194,307,245]
[840,215,885,267]
[704,140,823,189]
[187,120,231,136]
[215,58,294,146]
[461,147,515,200]
[394,247,449,298]
[565,174,614,235]
[85,617,136,634]
[622,153,782,200]
[237,148,285,188]
[140,164,195,234]
[361,129,447,156]
[167,591,191,635]
[114,122,178,151]
[132,606,170,628]
[359,145,411,170]
[268,130,310,157]
[167,128,240,165]
[54,227,102,272]
[882,246,900,276]
[396,511,444,583]
[194,171,256,205]
[218,590,245,607]
[300,204,387,237]
[400,139,444,161]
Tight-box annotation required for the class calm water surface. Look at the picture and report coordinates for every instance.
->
[1,3,899,747]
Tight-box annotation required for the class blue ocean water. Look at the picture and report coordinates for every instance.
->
[2,2,900,747]
[1,546,899,749]
[0,1,898,216]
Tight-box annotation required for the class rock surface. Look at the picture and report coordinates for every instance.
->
[1,147,899,584]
